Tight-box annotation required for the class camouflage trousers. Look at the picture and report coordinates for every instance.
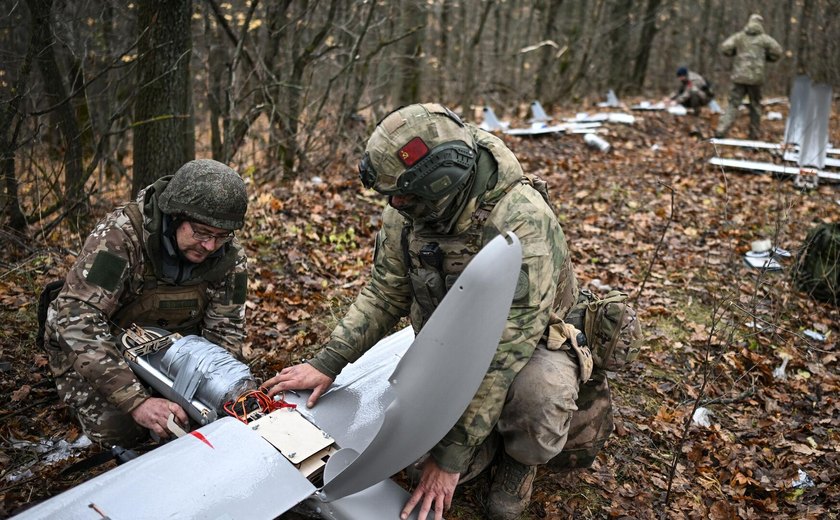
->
[56,369,148,448]
[546,368,613,470]
[495,343,613,469]
[716,83,763,139]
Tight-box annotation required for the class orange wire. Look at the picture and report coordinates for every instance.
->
[223,389,296,423]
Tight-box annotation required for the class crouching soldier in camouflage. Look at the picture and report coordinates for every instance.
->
[45,159,249,448]
[263,103,614,519]
[670,67,713,115]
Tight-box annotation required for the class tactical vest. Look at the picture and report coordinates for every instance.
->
[402,153,550,331]
[403,215,488,331]
[111,202,239,335]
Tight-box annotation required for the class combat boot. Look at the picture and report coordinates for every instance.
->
[486,451,537,520]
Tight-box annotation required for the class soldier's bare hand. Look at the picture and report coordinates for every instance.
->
[261,363,333,408]
[400,458,459,520]
[131,398,188,439]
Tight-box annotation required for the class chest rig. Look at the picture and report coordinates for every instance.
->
[401,172,535,331]
[111,202,236,335]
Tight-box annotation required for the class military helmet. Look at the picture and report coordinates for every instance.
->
[158,159,248,230]
[359,103,477,199]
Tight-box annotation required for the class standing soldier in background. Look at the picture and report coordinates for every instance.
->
[44,160,249,448]
[715,13,783,139]
[263,103,631,520]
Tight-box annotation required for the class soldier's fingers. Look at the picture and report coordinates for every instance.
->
[307,385,326,408]
[400,488,422,520]
[260,374,281,390]
[265,381,284,398]
[443,488,453,511]
[153,422,169,439]
[171,404,189,426]
[418,493,435,520]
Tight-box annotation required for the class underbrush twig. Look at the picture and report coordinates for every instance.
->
[635,182,674,303]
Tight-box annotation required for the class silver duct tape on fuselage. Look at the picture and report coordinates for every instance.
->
[160,336,255,410]
[126,334,256,425]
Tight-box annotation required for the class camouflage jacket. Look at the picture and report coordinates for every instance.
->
[45,177,248,415]
[672,71,711,104]
[720,15,783,86]
[310,126,578,473]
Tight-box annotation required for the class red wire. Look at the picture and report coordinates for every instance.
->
[223,389,296,423]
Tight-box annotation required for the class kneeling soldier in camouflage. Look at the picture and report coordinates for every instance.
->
[263,104,618,519]
[45,159,249,447]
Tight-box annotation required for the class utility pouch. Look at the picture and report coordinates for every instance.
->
[418,242,444,270]
[545,312,593,383]
[409,268,446,315]
[582,290,642,371]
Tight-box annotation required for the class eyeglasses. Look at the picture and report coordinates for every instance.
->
[187,221,235,244]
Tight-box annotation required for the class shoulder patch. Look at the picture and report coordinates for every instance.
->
[233,272,248,304]
[513,264,530,303]
[86,251,128,293]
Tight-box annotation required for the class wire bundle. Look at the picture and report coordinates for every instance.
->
[224,389,297,423]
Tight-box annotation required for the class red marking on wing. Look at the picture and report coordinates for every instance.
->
[190,431,215,449]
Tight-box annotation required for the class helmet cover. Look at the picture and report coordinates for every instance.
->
[158,159,248,230]
[360,103,477,199]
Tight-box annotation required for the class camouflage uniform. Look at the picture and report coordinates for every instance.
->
[310,117,611,474]
[716,14,783,139]
[672,70,712,110]
[45,175,248,446]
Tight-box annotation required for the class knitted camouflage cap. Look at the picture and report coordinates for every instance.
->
[158,159,248,230]
[360,103,476,199]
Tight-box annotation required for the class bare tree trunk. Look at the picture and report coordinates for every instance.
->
[84,0,116,183]
[437,0,452,101]
[133,0,195,194]
[695,0,712,76]
[629,0,661,94]
[273,0,338,176]
[813,2,837,83]
[1,135,27,231]
[534,0,563,103]
[28,0,87,221]
[204,0,266,164]
[336,0,377,127]
[0,25,35,231]
[795,0,814,75]
[780,0,795,82]
[395,0,425,106]
[512,0,535,103]
[558,0,606,99]
[204,10,225,162]
[457,0,492,111]
[607,0,633,95]
[709,0,728,85]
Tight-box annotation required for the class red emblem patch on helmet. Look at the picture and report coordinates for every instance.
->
[397,137,429,167]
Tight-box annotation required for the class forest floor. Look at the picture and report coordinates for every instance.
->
[1,99,839,519]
